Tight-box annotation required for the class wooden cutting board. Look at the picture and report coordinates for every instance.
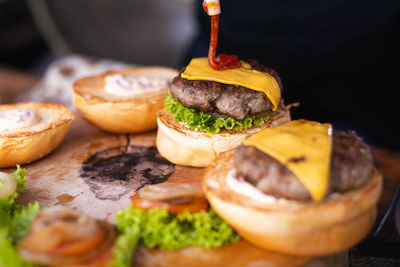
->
[10,115,345,267]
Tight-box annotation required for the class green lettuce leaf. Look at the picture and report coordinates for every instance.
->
[111,207,240,266]
[0,203,41,267]
[0,227,38,267]
[110,226,141,267]
[0,166,41,267]
[9,202,41,242]
[0,166,28,227]
[11,165,28,192]
[164,93,271,134]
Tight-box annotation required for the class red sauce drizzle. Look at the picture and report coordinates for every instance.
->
[203,1,240,70]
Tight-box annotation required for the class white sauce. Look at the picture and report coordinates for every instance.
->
[0,109,41,131]
[226,169,339,208]
[226,169,280,204]
[104,74,169,96]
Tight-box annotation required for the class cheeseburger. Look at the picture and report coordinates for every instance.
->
[202,120,382,255]
[156,0,291,167]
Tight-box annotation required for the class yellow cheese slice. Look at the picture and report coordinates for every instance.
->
[181,57,281,111]
[243,120,332,202]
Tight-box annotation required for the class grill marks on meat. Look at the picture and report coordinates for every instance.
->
[233,130,373,201]
[170,60,282,121]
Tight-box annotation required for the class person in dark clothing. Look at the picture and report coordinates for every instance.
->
[185,0,400,151]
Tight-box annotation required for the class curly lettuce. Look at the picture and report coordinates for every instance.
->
[0,166,28,227]
[0,203,41,267]
[164,93,271,134]
[0,228,38,267]
[0,166,41,267]
[110,224,141,267]
[111,207,240,266]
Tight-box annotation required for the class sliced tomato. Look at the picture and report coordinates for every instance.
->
[132,197,209,214]
[48,227,106,256]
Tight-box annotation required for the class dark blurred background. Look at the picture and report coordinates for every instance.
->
[0,0,399,151]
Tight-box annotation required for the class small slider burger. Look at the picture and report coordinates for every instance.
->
[156,0,291,167]
[202,120,382,255]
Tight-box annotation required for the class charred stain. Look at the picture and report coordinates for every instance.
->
[287,156,306,164]
[80,145,175,200]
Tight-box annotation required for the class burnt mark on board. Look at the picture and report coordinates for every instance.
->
[80,145,175,200]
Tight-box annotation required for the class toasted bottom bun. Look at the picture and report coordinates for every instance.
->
[156,106,291,167]
[72,67,178,133]
[202,150,383,256]
[0,102,74,168]
[132,240,311,267]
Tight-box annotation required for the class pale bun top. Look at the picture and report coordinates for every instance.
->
[73,67,178,103]
[0,102,74,138]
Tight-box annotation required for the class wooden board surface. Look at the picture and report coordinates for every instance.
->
[3,69,396,266]
[14,115,198,222]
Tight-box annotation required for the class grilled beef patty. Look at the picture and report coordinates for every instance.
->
[233,130,373,200]
[170,59,282,121]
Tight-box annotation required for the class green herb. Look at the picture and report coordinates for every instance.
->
[0,166,41,267]
[0,228,38,267]
[110,226,141,267]
[12,165,28,192]
[111,207,240,267]
[0,165,28,227]
[164,93,271,134]
[9,202,41,242]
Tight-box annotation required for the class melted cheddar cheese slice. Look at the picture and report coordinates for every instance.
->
[181,57,281,111]
[243,120,333,202]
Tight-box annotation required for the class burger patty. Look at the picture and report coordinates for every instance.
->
[233,130,373,200]
[170,59,282,121]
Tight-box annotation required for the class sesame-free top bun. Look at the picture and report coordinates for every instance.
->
[0,102,74,168]
[156,105,291,167]
[202,150,382,256]
[72,67,178,133]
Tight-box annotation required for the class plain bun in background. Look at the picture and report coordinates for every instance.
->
[0,102,74,168]
[73,67,178,133]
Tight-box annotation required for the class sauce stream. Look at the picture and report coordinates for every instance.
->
[203,0,240,70]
